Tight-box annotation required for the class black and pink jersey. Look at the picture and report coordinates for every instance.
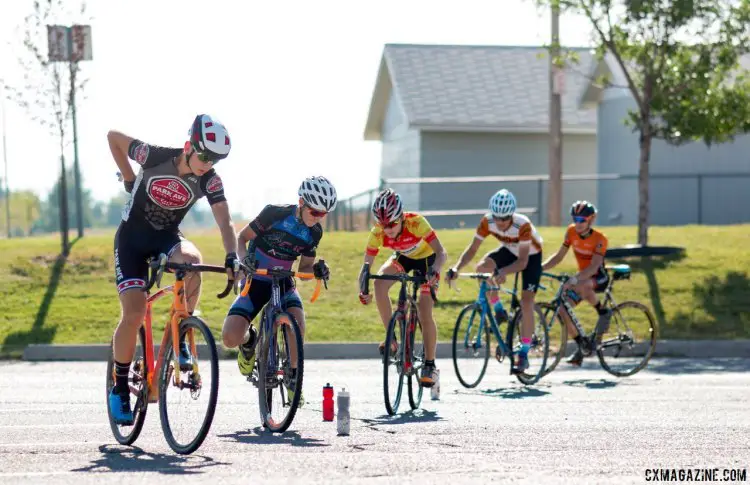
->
[121,139,226,231]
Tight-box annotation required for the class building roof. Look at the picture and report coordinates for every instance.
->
[364,43,598,141]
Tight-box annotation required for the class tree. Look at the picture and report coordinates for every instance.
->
[0,190,41,236]
[1,0,90,253]
[36,167,94,233]
[536,0,750,245]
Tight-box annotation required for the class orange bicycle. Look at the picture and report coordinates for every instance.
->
[106,253,236,454]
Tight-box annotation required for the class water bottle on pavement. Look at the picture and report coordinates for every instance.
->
[430,369,441,401]
[322,383,334,422]
[337,387,350,435]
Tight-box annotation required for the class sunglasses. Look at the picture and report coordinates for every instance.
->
[305,205,328,218]
[383,219,401,229]
[573,216,589,223]
[493,215,512,222]
[189,145,219,164]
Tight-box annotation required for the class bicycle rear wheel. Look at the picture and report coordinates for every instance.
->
[451,303,490,388]
[258,311,304,433]
[407,307,425,410]
[540,302,568,376]
[158,316,219,454]
[597,300,657,377]
[106,327,149,445]
[513,304,549,385]
[383,311,405,415]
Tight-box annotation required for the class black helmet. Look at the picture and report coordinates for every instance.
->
[570,200,597,218]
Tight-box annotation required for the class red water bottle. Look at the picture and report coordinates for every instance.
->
[322,383,334,421]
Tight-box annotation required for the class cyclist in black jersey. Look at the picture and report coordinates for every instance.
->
[107,114,239,425]
[222,176,337,407]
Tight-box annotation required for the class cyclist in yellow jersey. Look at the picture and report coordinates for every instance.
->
[358,188,447,388]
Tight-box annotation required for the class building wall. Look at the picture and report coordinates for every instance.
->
[596,95,750,225]
[411,131,597,229]
[379,92,420,209]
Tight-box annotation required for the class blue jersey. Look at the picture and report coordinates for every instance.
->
[247,204,322,280]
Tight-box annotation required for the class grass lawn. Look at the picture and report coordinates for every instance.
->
[1,224,749,357]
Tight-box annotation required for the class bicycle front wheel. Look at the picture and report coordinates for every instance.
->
[540,302,568,377]
[452,303,490,389]
[513,304,549,385]
[383,311,405,415]
[597,300,658,377]
[407,307,425,410]
[258,311,304,433]
[106,327,149,445]
[158,316,219,455]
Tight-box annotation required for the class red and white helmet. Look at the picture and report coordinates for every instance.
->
[189,114,231,161]
[372,188,403,225]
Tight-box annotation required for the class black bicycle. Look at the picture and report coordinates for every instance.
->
[238,260,327,432]
[540,264,658,377]
[360,263,436,416]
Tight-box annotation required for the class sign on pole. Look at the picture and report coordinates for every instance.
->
[47,24,93,62]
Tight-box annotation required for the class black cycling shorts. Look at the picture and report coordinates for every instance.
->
[389,253,437,275]
[113,222,186,294]
[227,277,302,323]
[487,247,543,293]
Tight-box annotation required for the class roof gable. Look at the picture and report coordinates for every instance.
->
[364,43,598,141]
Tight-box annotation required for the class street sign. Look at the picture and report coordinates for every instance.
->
[47,24,93,63]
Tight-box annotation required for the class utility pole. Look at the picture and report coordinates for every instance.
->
[547,1,563,226]
[70,66,83,238]
[1,86,10,238]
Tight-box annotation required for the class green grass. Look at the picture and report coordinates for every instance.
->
[1,224,749,356]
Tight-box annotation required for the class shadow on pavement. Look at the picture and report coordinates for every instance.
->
[561,378,620,390]
[643,358,750,375]
[217,427,330,447]
[360,408,444,426]
[71,444,228,474]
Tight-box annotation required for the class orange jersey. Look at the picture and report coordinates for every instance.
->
[563,224,608,271]
[475,213,542,256]
[366,212,437,260]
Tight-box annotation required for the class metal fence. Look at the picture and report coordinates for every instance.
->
[328,172,750,231]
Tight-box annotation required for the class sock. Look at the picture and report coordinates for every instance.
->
[425,359,435,367]
[520,337,531,355]
[114,361,130,394]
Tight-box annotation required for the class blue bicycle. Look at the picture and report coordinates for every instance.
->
[450,272,549,386]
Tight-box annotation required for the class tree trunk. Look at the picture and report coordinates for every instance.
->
[637,127,651,246]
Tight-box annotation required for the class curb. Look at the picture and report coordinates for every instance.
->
[20,340,750,361]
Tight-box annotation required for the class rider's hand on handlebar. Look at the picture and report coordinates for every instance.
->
[358,292,372,305]
[446,267,458,281]
[224,252,239,279]
[492,268,507,285]
[426,267,440,288]
[313,259,330,280]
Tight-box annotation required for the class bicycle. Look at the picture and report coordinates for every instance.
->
[106,253,235,455]
[359,263,437,416]
[238,259,327,433]
[539,264,658,377]
[449,272,550,387]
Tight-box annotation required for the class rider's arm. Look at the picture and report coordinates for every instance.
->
[576,253,604,280]
[428,236,447,274]
[107,130,136,182]
[236,224,257,261]
[210,201,238,256]
[298,255,315,274]
[452,237,483,272]
[542,244,569,271]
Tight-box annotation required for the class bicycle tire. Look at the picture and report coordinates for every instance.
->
[106,328,149,446]
[451,303,490,389]
[158,316,219,454]
[513,304,549,385]
[597,300,658,377]
[257,311,304,433]
[407,307,424,410]
[383,311,405,416]
[540,302,568,377]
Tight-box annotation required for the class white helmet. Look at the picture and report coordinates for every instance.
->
[298,176,338,212]
[489,189,516,217]
[189,114,231,161]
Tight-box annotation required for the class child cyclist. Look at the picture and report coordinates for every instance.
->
[221,176,336,406]
[357,188,447,388]
[542,200,612,366]
[445,189,543,374]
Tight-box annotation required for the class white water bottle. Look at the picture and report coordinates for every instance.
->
[430,369,441,401]
[337,387,350,436]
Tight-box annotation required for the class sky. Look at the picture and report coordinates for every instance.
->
[0,0,595,220]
